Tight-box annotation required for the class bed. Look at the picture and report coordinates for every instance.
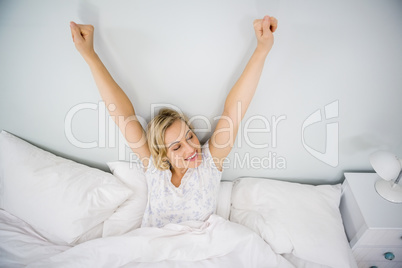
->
[0,130,358,268]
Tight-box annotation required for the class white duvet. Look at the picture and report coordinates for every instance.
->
[0,210,294,268]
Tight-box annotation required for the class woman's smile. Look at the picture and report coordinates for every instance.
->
[185,151,197,161]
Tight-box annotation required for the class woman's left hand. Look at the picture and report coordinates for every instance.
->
[253,15,278,53]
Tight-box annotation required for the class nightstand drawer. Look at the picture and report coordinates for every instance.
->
[359,229,402,247]
[358,261,402,268]
[353,247,402,262]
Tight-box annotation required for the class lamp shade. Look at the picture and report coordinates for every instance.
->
[369,151,401,181]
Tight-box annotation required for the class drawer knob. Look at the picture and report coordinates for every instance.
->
[369,266,378,268]
[384,252,395,261]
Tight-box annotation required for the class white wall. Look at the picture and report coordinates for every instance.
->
[1,0,401,184]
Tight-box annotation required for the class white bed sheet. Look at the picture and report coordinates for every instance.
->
[0,209,71,267]
[281,252,357,268]
[0,208,357,268]
[0,209,295,268]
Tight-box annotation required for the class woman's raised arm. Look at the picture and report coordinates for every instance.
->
[69,22,150,167]
[209,15,278,171]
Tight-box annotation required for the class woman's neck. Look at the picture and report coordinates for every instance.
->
[171,166,188,176]
[170,166,188,187]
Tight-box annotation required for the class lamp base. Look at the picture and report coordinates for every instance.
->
[375,179,402,203]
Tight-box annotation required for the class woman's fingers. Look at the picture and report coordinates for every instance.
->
[69,21,96,59]
[70,21,94,43]
[262,16,271,37]
[70,21,83,43]
[253,16,278,34]
[253,19,262,30]
[253,15,278,52]
[270,17,278,33]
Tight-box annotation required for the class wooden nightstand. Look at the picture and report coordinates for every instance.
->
[340,173,402,268]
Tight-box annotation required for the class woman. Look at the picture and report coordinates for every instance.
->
[70,15,278,228]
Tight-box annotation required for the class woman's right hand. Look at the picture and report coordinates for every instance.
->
[253,16,278,54]
[70,21,96,60]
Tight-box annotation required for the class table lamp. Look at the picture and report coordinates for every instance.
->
[369,150,402,203]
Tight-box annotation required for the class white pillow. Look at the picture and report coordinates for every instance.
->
[104,161,147,237]
[230,177,351,268]
[0,130,133,245]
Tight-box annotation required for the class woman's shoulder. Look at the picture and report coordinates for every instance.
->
[201,139,212,158]
[200,139,222,174]
[143,155,168,177]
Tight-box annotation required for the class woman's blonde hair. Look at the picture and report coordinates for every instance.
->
[146,108,194,170]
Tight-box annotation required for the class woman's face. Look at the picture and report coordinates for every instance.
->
[164,119,202,171]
